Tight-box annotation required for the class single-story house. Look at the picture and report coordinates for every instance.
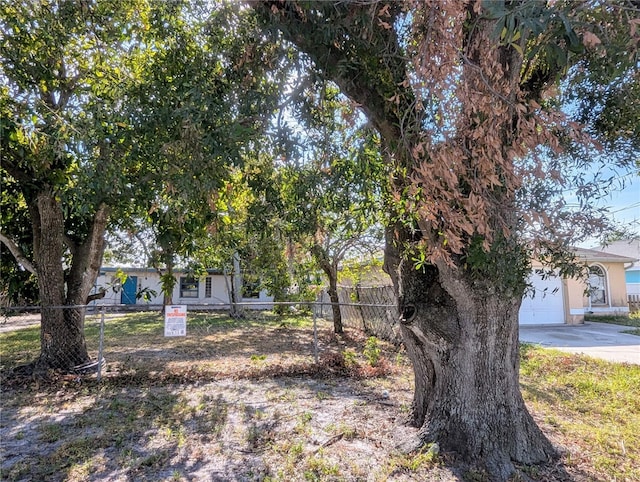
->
[592,238,640,295]
[520,247,636,325]
[341,248,636,326]
[91,267,273,308]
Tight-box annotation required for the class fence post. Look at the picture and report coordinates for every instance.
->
[97,306,106,382]
[313,303,319,364]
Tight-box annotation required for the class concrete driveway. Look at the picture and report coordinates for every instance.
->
[520,322,640,365]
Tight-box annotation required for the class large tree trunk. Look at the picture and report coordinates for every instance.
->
[385,234,556,478]
[31,190,88,370]
[252,2,558,478]
[30,189,109,372]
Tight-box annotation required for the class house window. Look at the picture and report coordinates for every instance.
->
[205,277,212,298]
[588,265,607,306]
[180,277,199,298]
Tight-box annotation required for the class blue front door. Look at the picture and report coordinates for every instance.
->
[121,276,138,304]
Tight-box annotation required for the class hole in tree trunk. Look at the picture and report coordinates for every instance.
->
[401,304,416,324]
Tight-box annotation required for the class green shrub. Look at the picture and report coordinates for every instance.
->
[363,336,381,367]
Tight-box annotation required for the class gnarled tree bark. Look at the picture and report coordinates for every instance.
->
[253,1,558,478]
[387,237,555,478]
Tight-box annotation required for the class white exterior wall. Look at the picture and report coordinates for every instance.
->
[91,269,273,308]
[172,274,229,305]
[138,274,164,304]
[518,270,566,325]
[91,269,162,306]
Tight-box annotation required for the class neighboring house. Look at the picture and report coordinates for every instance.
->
[520,247,636,325]
[593,238,640,295]
[91,267,273,308]
[337,248,635,326]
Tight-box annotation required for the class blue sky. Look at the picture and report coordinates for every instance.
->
[603,174,640,230]
[581,170,640,247]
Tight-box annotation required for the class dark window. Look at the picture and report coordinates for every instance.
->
[180,277,199,298]
[205,277,212,298]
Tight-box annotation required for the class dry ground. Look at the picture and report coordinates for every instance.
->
[1,312,638,481]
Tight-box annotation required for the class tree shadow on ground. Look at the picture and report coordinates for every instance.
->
[0,364,608,482]
[0,320,621,481]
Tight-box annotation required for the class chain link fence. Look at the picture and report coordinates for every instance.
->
[317,286,400,344]
[0,305,106,375]
[0,297,398,381]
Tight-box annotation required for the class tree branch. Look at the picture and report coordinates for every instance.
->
[66,202,111,305]
[86,289,106,303]
[1,157,34,186]
[252,1,419,149]
[0,231,37,276]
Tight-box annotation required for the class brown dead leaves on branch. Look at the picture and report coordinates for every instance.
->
[257,0,633,263]
[398,0,601,262]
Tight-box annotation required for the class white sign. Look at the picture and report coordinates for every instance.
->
[164,305,187,336]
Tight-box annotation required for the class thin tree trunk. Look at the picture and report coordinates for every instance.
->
[312,243,343,333]
[162,254,175,308]
[327,275,343,334]
[232,251,244,315]
[163,290,173,307]
[224,259,241,318]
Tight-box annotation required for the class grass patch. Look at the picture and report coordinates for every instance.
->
[584,312,640,328]
[0,326,40,368]
[520,343,640,480]
[0,310,323,379]
[2,314,639,481]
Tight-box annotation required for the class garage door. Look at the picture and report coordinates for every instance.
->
[519,271,565,325]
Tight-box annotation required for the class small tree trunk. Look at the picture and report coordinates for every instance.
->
[162,255,175,308]
[327,274,343,334]
[224,259,242,318]
[153,249,176,315]
[393,255,557,479]
[312,243,343,333]
[232,251,244,316]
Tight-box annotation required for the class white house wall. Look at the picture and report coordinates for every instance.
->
[90,270,273,308]
[172,274,229,306]
[91,270,162,306]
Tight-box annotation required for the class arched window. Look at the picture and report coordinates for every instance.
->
[588,265,607,306]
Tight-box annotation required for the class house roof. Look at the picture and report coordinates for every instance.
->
[574,247,637,264]
[591,238,640,269]
[100,266,224,275]
[100,266,157,273]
